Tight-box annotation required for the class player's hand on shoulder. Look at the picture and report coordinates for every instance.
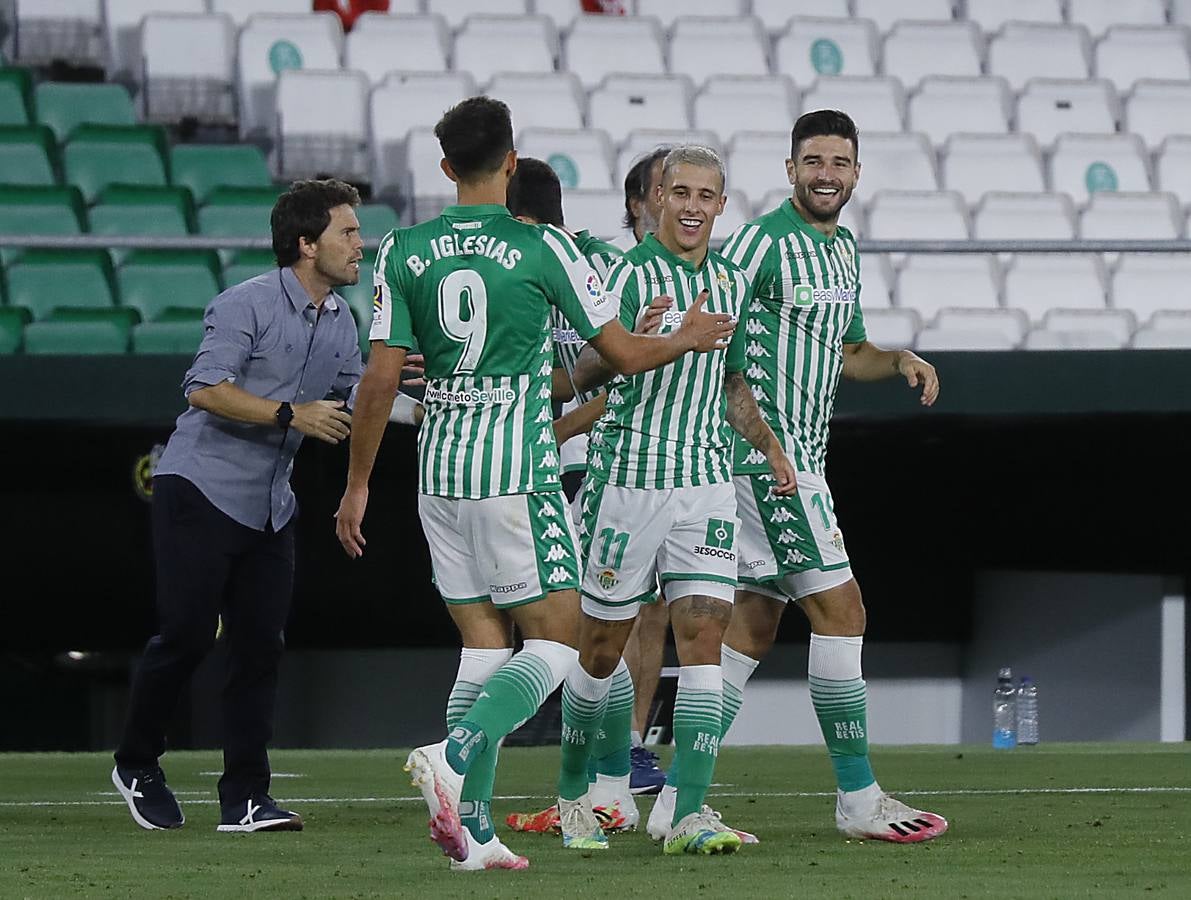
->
[897,352,939,407]
[293,399,352,444]
[677,289,734,352]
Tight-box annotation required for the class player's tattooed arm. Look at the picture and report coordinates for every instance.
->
[725,371,797,496]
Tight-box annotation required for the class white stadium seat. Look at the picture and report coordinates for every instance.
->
[693,75,798,147]
[1156,136,1191,205]
[105,0,204,82]
[638,0,747,30]
[1127,82,1191,152]
[276,69,370,182]
[867,191,969,240]
[346,14,450,82]
[1030,308,1136,348]
[565,16,666,87]
[863,308,921,347]
[965,0,1063,33]
[712,190,751,243]
[801,76,905,133]
[534,0,585,32]
[237,13,343,138]
[907,76,1012,146]
[669,17,769,85]
[753,0,850,34]
[987,22,1091,92]
[1004,255,1108,320]
[896,255,1000,319]
[941,134,1045,207]
[916,327,1017,350]
[851,132,938,202]
[853,0,955,33]
[1050,134,1151,204]
[881,21,982,90]
[370,71,476,191]
[1131,324,1191,347]
[1111,255,1191,323]
[1080,192,1183,240]
[588,75,692,145]
[210,0,308,26]
[775,17,879,86]
[561,189,626,241]
[141,12,236,125]
[454,15,557,85]
[729,133,795,212]
[1176,0,1191,25]
[1067,0,1167,38]
[403,126,454,201]
[1094,26,1191,94]
[425,0,527,31]
[616,130,720,186]
[491,72,585,133]
[1016,79,1117,148]
[518,128,615,191]
[974,194,1077,240]
[933,308,1028,345]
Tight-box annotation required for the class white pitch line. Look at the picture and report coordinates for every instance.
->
[3,785,1190,809]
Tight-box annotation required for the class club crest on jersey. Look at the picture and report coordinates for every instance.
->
[597,569,618,590]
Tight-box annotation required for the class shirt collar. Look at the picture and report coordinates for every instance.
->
[780,197,837,245]
[642,232,707,273]
[281,265,342,314]
[442,203,511,218]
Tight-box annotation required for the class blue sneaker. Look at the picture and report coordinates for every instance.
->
[629,746,666,795]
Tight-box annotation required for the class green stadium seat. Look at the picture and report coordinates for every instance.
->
[198,187,281,263]
[132,319,205,354]
[0,67,32,125]
[0,125,57,185]
[5,249,116,320]
[222,249,276,288]
[0,307,26,353]
[170,145,272,204]
[90,186,196,262]
[117,249,220,322]
[63,125,169,203]
[356,203,400,240]
[35,82,136,143]
[0,185,86,264]
[24,313,132,355]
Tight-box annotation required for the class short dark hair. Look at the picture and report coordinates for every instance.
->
[621,145,672,230]
[506,157,564,227]
[791,109,859,161]
[271,178,361,267]
[434,96,514,183]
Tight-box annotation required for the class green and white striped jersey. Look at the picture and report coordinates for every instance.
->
[551,229,622,406]
[371,204,616,499]
[588,234,750,490]
[720,199,867,477]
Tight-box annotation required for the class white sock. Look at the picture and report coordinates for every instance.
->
[810,634,881,810]
[522,639,580,692]
[446,647,513,728]
[838,781,884,817]
[631,730,644,748]
[590,773,631,807]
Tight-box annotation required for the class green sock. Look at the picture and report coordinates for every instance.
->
[458,799,494,843]
[671,666,723,825]
[809,674,875,792]
[594,660,634,779]
[558,667,609,801]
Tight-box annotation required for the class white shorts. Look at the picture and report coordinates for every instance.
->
[419,491,581,608]
[579,479,739,621]
[735,470,853,603]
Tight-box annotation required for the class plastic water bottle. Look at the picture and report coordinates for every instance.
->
[1017,677,1039,746]
[992,667,1017,749]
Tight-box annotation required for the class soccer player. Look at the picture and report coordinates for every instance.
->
[708,108,948,844]
[553,145,797,857]
[333,98,735,871]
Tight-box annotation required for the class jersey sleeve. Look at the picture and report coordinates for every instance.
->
[843,300,867,344]
[724,272,750,373]
[720,223,774,292]
[540,225,617,340]
[369,229,416,349]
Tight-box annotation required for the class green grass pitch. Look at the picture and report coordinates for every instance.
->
[2,743,1189,898]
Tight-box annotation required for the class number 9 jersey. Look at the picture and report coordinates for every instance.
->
[370,203,616,500]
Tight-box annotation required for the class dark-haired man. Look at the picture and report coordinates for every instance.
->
[111,179,366,834]
[335,98,735,871]
[618,146,670,248]
[715,109,947,844]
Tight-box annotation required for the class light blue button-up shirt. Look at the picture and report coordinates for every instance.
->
[155,266,363,531]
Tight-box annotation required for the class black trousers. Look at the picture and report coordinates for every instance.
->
[115,475,295,807]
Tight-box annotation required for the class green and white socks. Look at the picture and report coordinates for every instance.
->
[558,663,610,801]
[670,664,723,824]
[589,657,634,805]
[446,647,512,843]
[808,633,879,813]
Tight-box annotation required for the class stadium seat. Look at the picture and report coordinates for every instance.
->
[35,82,135,143]
[802,76,904,132]
[209,0,310,25]
[5,249,116,320]
[1111,254,1191,324]
[275,69,370,182]
[727,132,794,215]
[881,21,982,90]
[775,17,878,86]
[907,76,1012,146]
[987,23,1091,92]
[973,193,1078,240]
[711,190,750,243]
[564,17,666,87]
[669,17,769,85]
[637,0,746,30]
[24,315,132,355]
[1067,0,1167,37]
[63,124,168,203]
[454,15,557,85]
[693,75,797,147]
[104,0,206,82]
[588,75,692,145]
[941,134,1045,207]
[867,191,969,241]
[753,0,849,34]
[0,186,87,260]
[1017,79,1118,148]
[170,145,271,206]
[1003,255,1108,320]
[1131,323,1191,347]
[1095,26,1191,94]
[89,185,195,261]
[222,249,276,288]
[403,126,456,202]
[1127,82,1191,151]
[1176,0,1191,25]
[0,307,24,353]
[915,324,1017,351]
[616,129,719,186]
[0,125,57,186]
[346,14,449,82]
[862,308,920,348]
[370,71,476,193]
[754,186,866,237]
[850,131,937,202]
[859,254,894,307]
[559,189,625,242]
[518,128,615,191]
[492,72,585,133]
[1027,308,1135,348]
[1050,134,1150,204]
[197,187,280,262]
[356,203,400,240]
[896,255,1000,319]
[964,0,1063,33]
[237,13,344,139]
[141,12,237,125]
[1156,136,1191,205]
[0,67,32,125]
[853,0,955,32]
[1080,192,1183,240]
[132,319,206,354]
[425,0,527,30]
[15,0,105,67]
[534,0,587,32]
[116,249,220,322]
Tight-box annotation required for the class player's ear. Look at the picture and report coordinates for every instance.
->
[439,158,459,184]
[505,150,518,179]
[785,158,796,185]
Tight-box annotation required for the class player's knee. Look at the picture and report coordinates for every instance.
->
[802,579,866,636]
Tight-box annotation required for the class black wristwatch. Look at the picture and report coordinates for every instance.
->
[276,401,294,430]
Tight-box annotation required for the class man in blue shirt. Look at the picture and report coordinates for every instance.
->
[111,179,365,833]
